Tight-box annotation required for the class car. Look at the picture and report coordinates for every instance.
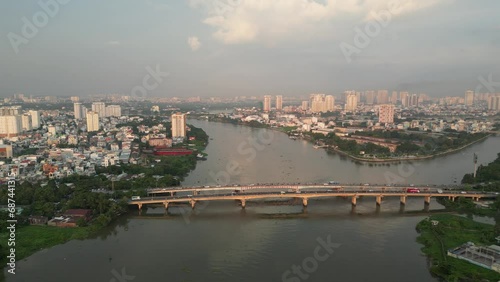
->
[280,191,286,194]
[460,191,467,194]
[131,196,140,200]
[364,183,370,186]
[437,189,443,194]
[326,189,333,192]
[296,190,301,194]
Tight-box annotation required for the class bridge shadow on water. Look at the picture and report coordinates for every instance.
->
[128,197,451,221]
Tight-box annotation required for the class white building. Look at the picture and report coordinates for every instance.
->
[345,93,358,112]
[106,105,121,117]
[276,95,283,111]
[74,102,83,119]
[263,95,271,112]
[86,111,100,132]
[0,115,22,137]
[91,102,106,118]
[325,95,335,112]
[21,114,32,131]
[465,90,474,107]
[171,113,186,138]
[28,110,40,128]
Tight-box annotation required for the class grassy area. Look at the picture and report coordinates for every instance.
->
[0,225,91,264]
[416,214,500,281]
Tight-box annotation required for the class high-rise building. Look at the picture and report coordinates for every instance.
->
[171,113,187,138]
[378,104,395,124]
[106,105,122,117]
[28,110,40,128]
[92,102,106,117]
[310,94,327,113]
[488,96,500,111]
[400,92,409,107]
[86,111,100,132]
[74,102,83,119]
[365,91,375,105]
[21,114,32,131]
[276,95,283,111]
[263,96,272,112]
[377,90,389,104]
[345,93,358,112]
[0,115,22,137]
[71,96,80,102]
[408,94,418,107]
[391,91,398,104]
[0,106,22,116]
[465,90,474,107]
[325,95,335,112]
[301,101,309,110]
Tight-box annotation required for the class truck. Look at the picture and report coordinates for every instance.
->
[131,196,141,200]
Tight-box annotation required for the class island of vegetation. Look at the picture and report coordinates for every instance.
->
[0,116,208,273]
[416,153,500,281]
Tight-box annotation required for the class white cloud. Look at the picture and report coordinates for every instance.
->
[188,36,202,51]
[189,0,451,45]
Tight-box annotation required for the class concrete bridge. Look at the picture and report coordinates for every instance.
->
[130,188,497,211]
[145,183,465,197]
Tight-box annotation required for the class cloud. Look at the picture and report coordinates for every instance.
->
[106,41,120,46]
[189,0,450,45]
[188,36,202,51]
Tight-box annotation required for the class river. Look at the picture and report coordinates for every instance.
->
[7,121,500,282]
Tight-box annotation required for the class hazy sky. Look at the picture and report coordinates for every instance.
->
[1,0,499,98]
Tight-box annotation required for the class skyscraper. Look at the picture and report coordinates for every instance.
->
[301,101,309,110]
[400,92,409,107]
[74,102,83,119]
[171,113,187,138]
[365,90,375,105]
[378,104,395,124]
[391,91,398,104]
[106,105,122,117]
[465,90,474,107]
[0,115,22,137]
[276,95,283,111]
[21,114,32,131]
[310,94,326,113]
[263,95,271,112]
[345,93,358,112]
[377,90,389,104]
[28,110,40,128]
[92,102,106,117]
[86,111,99,132]
[325,95,335,112]
[488,96,500,111]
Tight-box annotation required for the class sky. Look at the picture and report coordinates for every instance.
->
[0,0,499,98]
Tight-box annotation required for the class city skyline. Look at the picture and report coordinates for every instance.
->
[1,1,499,98]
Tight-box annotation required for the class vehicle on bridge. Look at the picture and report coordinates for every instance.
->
[406,188,420,193]
[131,196,141,200]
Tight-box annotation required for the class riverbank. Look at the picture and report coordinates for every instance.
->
[416,214,500,281]
[325,133,492,163]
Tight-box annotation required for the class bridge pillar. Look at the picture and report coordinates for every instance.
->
[424,196,431,205]
[451,196,456,202]
[302,198,308,207]
[240,199,246,209]
[137,203,142,210]
[400,196,406,205]
[193,191,198,196]
[351,196,357,206]
[376,196,382,206]
[164,202,169,211]
[190,200,196,209]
